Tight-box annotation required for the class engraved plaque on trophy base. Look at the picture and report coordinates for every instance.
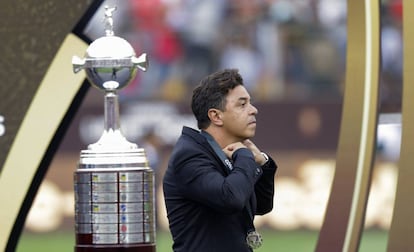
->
[74,149,156,252]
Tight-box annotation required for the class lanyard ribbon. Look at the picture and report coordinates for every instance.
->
[200,130,262,249]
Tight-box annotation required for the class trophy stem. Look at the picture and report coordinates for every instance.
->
[87,82,137,151]
[104,90,120,131]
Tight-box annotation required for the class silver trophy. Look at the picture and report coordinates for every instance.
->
[72,6,155,252]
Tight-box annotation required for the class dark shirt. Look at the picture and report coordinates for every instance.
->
[163,126,277,252]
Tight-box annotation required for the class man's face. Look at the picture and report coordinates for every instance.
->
[220,85,258,141]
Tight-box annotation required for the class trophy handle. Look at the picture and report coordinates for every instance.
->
[72,56,85,73]
[132,53,148,72]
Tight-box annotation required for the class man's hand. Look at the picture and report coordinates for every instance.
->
[243,139,267,166]
[223,140,267,166]
[223,142,247,159]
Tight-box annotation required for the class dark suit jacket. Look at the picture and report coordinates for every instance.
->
[163,126,278,252]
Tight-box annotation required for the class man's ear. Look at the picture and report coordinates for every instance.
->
[207,108,223,126]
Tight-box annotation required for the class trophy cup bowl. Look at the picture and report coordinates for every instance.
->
[72,35,148,92]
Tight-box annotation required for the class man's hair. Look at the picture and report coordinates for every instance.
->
[191,69,244,129]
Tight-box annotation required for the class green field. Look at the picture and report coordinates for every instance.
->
[15,229,387,252]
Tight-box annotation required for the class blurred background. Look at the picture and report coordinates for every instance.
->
[17,0,403,251]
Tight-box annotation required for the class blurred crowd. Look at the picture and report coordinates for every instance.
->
[85,0,403,105]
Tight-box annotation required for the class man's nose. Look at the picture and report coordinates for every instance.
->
[250,104,258,115]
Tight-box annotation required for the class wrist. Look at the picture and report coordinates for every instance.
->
[259,152,269,166]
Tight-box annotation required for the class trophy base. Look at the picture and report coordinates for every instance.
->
[74,150,156,252]
[75,244,156,252]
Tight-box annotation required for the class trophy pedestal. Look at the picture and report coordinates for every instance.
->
[75,245,155,252]
[75,244,155,252]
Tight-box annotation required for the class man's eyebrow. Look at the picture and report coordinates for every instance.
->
[237,97,254,103]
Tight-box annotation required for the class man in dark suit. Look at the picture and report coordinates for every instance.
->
[163,69,278,251]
